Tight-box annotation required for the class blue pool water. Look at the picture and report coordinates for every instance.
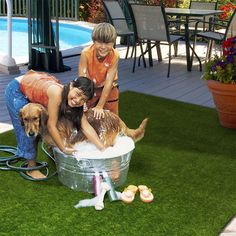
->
[0,18,92,59]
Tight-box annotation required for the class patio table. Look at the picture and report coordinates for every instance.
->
[165,8,223,71]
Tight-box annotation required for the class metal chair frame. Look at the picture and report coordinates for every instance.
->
[102,0,136,59]
[189,0,218,31]
[128,3,184,77]
[193,8,236,61]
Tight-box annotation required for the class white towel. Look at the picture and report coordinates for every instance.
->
[74,191,122,209]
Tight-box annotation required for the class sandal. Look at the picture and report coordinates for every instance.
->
[121,185,138,203]
[138,185,154,203]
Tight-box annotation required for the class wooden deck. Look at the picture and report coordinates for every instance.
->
[0,41,214,132]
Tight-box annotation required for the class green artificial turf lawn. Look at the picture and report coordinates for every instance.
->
[1,91,236,236]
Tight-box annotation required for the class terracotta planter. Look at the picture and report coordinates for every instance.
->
[207,80,236,129]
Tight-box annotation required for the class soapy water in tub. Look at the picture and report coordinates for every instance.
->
[73,136,135,159]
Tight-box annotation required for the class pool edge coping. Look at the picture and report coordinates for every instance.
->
[0,17,95,65]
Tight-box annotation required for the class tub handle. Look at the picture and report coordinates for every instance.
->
[77,159,92,168]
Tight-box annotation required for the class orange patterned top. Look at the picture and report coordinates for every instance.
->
[82,44,119,87]
[19,70,62,107]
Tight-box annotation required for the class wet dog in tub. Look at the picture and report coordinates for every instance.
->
[19,103,148,149]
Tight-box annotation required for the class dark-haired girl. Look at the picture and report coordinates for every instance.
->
[5,70,105,179]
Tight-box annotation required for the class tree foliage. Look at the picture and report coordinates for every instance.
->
[79,0,235,22]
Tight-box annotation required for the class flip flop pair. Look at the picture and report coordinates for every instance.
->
[121,185,154,203]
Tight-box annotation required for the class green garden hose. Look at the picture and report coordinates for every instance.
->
[0,145,18,171]
[0,143,57,181]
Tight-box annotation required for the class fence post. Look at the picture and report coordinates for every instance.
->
[75,0,79,20]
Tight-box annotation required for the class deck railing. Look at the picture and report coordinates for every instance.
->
[0,0,80,20]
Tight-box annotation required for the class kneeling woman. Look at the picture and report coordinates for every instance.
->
[5,70,105,179]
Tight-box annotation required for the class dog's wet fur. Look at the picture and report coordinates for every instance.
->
[19,103,148,148]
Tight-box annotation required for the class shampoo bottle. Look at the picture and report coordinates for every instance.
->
[93,171,102,196]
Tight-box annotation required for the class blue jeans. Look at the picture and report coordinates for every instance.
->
[5,79,37,160]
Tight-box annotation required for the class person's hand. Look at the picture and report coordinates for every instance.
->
[92,107,105,119]
[98,143,106,152]
[63,147,76,155]
[83,102,88,112]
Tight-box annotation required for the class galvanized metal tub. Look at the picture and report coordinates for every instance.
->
[53,137,135,193]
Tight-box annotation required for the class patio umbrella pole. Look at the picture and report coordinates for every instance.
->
[0,0,20,74]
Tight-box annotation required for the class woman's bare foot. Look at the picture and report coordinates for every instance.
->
[26,170,46,179]
[26,160,47,179]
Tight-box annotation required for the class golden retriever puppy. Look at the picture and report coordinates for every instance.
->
[19,103,148,148]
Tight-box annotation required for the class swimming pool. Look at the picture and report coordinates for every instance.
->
[0,17,92,63]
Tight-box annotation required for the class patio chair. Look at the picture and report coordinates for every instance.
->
[188,0,218,31]
[129,3,184,77]
[102,0,135,59]
[193,8,236,61]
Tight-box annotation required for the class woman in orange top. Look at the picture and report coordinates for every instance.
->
[78,23,120,119]
[5,70,105,179]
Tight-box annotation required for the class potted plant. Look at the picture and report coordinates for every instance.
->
[202,36,236,129]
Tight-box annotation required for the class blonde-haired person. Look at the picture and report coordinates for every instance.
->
[78,22,120,119]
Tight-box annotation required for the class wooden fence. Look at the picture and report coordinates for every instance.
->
[0,0,80,20]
